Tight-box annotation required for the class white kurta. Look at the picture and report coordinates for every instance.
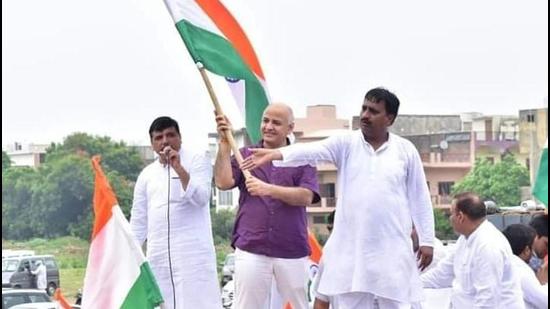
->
[511,255,548,309]
[421,220,525,309]
[130,146,221,309]
[277,131,435,303]
[31,264,47,289]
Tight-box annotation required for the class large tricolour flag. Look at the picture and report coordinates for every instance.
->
[82,157,163,308]
[163,0,270,143]
[533,140,548,207]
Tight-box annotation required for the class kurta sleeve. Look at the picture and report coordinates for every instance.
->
[277,134,350,168]
[521,264,548,308]
[406,143,435,247]
[421,247,456,288]
[130,172,148,245]
[471,245,505,308]
[178,150,212,208]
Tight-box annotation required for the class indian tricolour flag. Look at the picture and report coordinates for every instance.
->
[163,0,270,143]
[81,156,163,308]
[533,140,548,208]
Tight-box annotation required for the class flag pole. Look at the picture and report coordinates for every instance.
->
[197,63,251,177]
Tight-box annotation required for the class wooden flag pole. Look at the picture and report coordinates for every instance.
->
[197,63,251,177]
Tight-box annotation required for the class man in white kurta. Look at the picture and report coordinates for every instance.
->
[502,224,548,309]
[421,193,525,309]
[130,116,221,309]
[242,88,435,308]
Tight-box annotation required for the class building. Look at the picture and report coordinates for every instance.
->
[518,108,548,187]
[4,143,49,168]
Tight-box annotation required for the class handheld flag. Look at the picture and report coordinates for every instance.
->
[533,140,548,207]
[81,156,163,308]
[163,0,270,143]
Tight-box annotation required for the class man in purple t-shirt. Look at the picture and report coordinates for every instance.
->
[214,103,320,309]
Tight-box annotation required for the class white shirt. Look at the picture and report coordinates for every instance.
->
[421,220,525,309]
[31,263,47,289]
[277,131,435,303]
[130,145,221,309]
[511,255,548,309]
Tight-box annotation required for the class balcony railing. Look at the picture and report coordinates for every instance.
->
[310,197,337,208]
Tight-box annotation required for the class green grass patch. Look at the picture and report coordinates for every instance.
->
[59,268,85,303]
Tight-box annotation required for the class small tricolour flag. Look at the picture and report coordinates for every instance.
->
[53,288,72,309]
[533,140,548,208]
[81,156,163,308]
[163,0,270,143]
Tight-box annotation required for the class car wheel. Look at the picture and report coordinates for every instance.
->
[47,282,57,296]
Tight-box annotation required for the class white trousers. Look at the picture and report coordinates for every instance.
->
[331,292,412,309]
[234,248,309,309]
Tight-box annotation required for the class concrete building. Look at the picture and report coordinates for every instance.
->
[4,143,49,167]
[518,108,548,186]
[471,115,520,164]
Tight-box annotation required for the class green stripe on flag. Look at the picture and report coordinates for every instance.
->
[120,263,164,309]
[175,19,268,143]
[533,147,548,207]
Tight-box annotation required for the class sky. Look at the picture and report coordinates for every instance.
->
[2,0,548,149]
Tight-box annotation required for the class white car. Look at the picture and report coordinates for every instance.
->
[8,302,56,309]
[2,289,51,309]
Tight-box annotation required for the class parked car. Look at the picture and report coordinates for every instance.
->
[220,253,235,286]
[1,288,51,309]
[2,256,60,296]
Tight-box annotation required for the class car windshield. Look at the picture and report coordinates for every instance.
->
[2,259,19,272]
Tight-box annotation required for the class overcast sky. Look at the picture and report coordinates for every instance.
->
[2,0,548,149]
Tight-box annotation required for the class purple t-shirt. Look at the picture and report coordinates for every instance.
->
[230,142,321,259]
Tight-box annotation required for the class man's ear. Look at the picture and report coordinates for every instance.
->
[387,114,396,125]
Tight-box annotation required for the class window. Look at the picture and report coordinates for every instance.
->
[319,183,336,198]
[45,258,56,268]
[526,114,536,123]
[486,157,495,164]
[526,158,530,171]
[313,215,326,224]
[218,190,233,206]
[438,182,454,195]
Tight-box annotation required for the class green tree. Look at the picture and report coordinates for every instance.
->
[434,209,455,240]
[2,151,12,171]
[210,209,236,245]
[2,167,40,239]
[2,133,143,240]
[46,133,144,180]
[452,154,530,206]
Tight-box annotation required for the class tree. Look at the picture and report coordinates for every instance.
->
[452,154,530,207]
[434,209,455,240]
[2,133,143,240]
[46,133,144,180]
[2,167,40,239]
[210,209,236,245]
[2,151,12,171]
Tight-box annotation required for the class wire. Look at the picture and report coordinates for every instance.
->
[167,165,177,308]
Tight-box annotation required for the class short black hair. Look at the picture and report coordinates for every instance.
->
[364,87,400,121]
[453,192,486,220]
[529,214,548,238]
[502,224,536,256]
[149,116,180,139]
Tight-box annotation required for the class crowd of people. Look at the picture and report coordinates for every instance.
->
[128,87,548,309]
